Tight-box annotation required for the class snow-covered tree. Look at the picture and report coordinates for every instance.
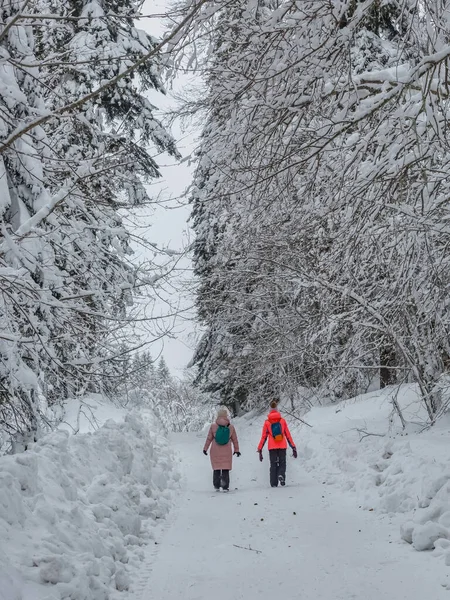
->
[131,351,156,392]
[180,0,450,420]
[156,356,171,386]
[0,0,180,447]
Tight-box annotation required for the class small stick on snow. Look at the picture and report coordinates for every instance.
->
[282,409,313,428]
[355,428,385,441]
[233,544,262,554]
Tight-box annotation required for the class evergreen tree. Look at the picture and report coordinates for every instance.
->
[131,351,156,391]
[189,0,267,410]
[0,0,179,445]
[156,357,171,387]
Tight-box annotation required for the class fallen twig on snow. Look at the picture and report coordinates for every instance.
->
[355,428,385,442]
[233,544,262,554]
[282,409,313,428]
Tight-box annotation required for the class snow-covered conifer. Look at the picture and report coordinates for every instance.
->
[0,0,179,446]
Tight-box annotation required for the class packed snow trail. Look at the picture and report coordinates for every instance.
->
[137,424,448,600]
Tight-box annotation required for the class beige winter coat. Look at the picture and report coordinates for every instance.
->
[203,417,239,470]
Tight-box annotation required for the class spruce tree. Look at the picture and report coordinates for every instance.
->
[157,357,171,387]
[0,0,179,445]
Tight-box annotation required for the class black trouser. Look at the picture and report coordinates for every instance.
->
[269,449,287,487]
[213,469,230,490]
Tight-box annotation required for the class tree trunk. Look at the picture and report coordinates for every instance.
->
[380,345,396,388]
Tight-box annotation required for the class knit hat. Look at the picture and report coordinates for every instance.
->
[217,407,228,418]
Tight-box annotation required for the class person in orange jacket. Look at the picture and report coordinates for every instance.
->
[257,400,297,487]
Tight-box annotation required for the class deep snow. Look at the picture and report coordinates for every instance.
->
[0,403,179,600]
[136,392,450,599]
[3,387,450,600]
[298,385,450,572]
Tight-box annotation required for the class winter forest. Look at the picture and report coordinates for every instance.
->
[188,0,450,423]
[3,0,450,448]
[3,0,450,597]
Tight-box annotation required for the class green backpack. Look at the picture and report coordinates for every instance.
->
[215,424,230,445]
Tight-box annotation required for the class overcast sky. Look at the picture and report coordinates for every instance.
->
[133,0,201,375]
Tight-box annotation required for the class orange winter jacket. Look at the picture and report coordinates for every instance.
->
[257,410,296,451]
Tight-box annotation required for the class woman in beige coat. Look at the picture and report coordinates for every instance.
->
[203,408,240,491]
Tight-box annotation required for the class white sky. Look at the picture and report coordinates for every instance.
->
[131,0,201,375]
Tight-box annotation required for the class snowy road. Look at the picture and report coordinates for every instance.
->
[137,425,448,600]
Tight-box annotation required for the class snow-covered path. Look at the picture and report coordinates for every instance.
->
[137,425,447,600]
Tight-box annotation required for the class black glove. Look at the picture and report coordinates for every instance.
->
[234,451,241,457]
[203,450,207,456]
[292,447,298,459]
[258,450,263,462]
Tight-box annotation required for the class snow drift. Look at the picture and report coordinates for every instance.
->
[0,410,179,600]
[295,384,450,576]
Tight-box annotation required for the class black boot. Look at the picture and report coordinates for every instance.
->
[221,470,230,490]
[278,450,287,486]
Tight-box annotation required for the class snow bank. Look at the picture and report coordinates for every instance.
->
[296,385,450,574]
[0,410,179,600]
[58,394,128,434]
